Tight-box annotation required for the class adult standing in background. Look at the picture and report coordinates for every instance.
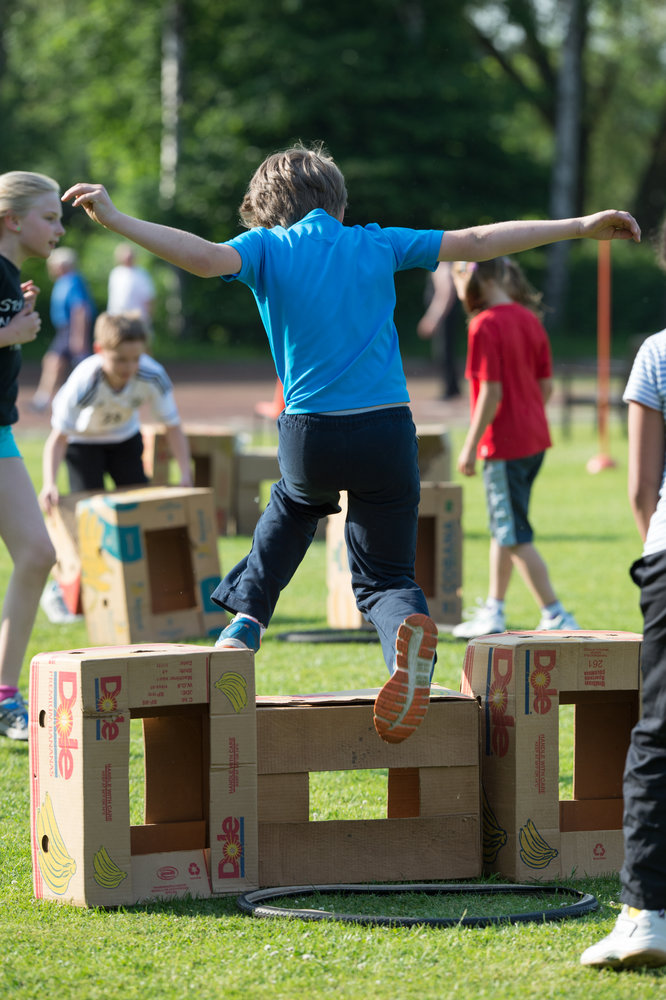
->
[417,260,463,400]
[107,242,156,328]
[30,246,95,412]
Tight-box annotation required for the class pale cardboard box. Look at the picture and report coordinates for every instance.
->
[141,423,238,535]
[76,486,227,645]
[29,643,257,907]
[45,492,91,615]
[256,686,481,886]
[326,484,463,630]
[460,630,642,881]
[416,424,452,483]
[233,447,281,536]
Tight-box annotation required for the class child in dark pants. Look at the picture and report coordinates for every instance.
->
[581,236,666,967]
[63,145,640,743]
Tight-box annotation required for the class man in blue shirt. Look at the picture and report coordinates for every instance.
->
[30,246,95,412]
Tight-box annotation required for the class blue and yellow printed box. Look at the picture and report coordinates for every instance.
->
[75,486,227,645]
[29,643,257,907]
[461,630,642,881]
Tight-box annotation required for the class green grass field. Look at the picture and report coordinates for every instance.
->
[2,421,662,999]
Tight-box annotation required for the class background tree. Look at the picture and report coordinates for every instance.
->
[1,0,664,357]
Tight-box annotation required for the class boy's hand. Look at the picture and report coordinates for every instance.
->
[61,183,119,228]
[579,210,641,243]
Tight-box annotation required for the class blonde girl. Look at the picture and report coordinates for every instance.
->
[0,171,64,739]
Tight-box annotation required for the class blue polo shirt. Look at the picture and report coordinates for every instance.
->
[222,209,442,413]
[50,271,95,330]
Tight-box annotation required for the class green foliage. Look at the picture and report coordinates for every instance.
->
[1,2,665,354]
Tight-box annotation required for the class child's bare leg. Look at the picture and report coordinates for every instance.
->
[0,459,55,688]
[508,541,557,608]
[31,351,68,408]
[489,537,513,601]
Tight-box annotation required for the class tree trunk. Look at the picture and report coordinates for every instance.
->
[544,0,585,333]
[160,0,185,338]
[632,101,666,237]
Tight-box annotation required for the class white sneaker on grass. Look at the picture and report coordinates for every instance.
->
[40,580,84,625]
[580,905,666,969]
[452,602,506,640]
[535,609,580,631]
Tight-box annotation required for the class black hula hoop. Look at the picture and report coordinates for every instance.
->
[236,882,598,928]
[275,628,379,644]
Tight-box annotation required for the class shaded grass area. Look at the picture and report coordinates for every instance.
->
[1,423,658,1000]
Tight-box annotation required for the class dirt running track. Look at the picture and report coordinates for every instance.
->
[15,359,470,437]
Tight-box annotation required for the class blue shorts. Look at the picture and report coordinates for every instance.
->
[482,452,545,546]
[0,425,21,459]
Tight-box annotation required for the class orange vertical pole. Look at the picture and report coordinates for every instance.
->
[587,240,616,473]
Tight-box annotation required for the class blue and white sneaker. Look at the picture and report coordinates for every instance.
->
[0,692,29,741]
[215,614,262,652]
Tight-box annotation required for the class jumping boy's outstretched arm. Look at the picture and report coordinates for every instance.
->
[439,210,641,261]
[62,183,242,278]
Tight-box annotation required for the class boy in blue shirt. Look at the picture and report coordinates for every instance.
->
[63,144,640,744]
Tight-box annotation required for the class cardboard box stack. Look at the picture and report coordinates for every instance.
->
[29,643,257,907]
[256,687,481,885]
[142,423,238,535]
[76,486,227,644]
[461,630,642,881]
[326,485,462,630]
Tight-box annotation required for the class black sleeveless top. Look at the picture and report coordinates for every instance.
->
[0,254,25,426]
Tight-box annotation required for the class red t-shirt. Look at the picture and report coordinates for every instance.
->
[465,301,552,460]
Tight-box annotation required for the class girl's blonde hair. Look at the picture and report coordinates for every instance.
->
[457,257,544,319]
[239,142,348,229]
[94,311,148,350]
[0,171,60,218]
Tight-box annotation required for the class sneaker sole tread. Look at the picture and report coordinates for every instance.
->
[374,614,437,744]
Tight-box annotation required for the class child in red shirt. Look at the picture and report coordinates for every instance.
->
[452,257,579,638]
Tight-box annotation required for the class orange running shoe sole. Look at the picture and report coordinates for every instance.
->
[373,613,438,744]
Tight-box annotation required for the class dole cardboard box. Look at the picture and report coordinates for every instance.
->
[76,486,227,645]
[326,484,462,629]
[208,648,258,893]
[256,685,481,886]
[460,630,642,881]
[29,643,258,907]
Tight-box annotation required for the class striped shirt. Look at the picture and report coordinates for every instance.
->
[51,353,180,444]
[623,330,666,556]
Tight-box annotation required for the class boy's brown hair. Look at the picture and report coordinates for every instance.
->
[239,142,348,230]
[94,311,148,350]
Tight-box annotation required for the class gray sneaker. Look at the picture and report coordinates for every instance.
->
[580,905,666,969]
[40,580,84,625]
[0,692,28,741]
[535,609,580,631]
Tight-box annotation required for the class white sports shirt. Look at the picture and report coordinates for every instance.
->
[51,353,180,445]
[623,329,666,556]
